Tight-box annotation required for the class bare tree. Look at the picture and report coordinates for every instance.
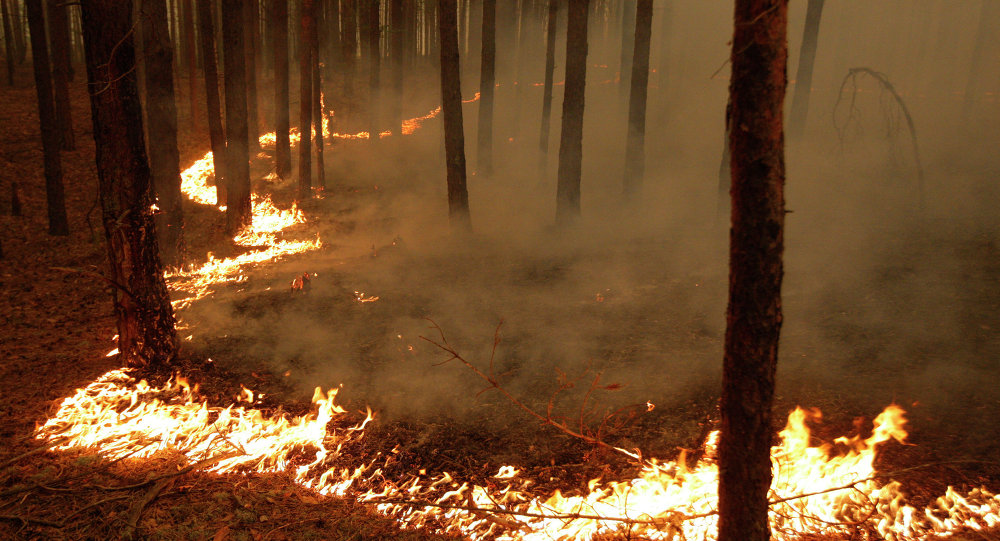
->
[298,0,314,199]
[718,1,788,540]
[788,0,824,138]
[622,0,652,197]
[273,0,291,179]
[26,0,69,236]
[79,0,178,369]
[47,0,75,150]
[438,0,471,230]
[476,0,495,176]
[222,0,251,234]
[196,0,227,205]
[555,0,589,226]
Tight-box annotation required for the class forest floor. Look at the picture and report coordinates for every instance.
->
[2,63,1000,541]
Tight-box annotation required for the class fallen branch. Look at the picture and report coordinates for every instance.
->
[0,437,70,469]
[121,476,175,540]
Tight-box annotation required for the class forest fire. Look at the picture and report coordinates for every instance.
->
[34,373,1000,540]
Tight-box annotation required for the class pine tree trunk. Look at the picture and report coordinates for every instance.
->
[538,0,557,169]
[390,0,404,135]
[788,0,823,138]
[221,0,251,234]
[438,0,471,230]
[476,0,495,176]
[618,0,635,102]
[196,0,226,204]
[139,0,185,265]
[26,0,69,236]
[47,0,75,150]
[298,0,314,198]
[182,0,197,131]
[718,1,787,540]
[245,0,260,152]
[622,0,651,197]
[79,0,178,369]
[2,0,15,84]
[272,0,291,179]
[312,10,324,189]
[366,0,380,141]
[555,0,589,226]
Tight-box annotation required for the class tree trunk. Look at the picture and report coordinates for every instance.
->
[245,0,260,152]
[340,0,356,121]
[438,0,471,230]
[182,0,197,131]
[476,0,495,176]
[618,0,635,102]
[298,0,314,199]
[622,0,651,197]
[272,0,291,179]
[788,0,823,139]
[196,0,226,205]
[312,7,324,189]
[555,0,589,226]
[366,0,380,141]
[962,0,1000,121]
[538,0,557,169]
[139,0,185,265]
[26,0,69,236]
[221,0,251,234]
[390,0,404,135]
[11,0,25,64]
[47,0,75,150]
[79,0,178,369]
[718,1,788,541]
[2,0,15,84]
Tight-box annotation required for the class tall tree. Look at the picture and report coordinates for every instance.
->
[182,0,197,131]
[718,1,788,541]
[272,0,291,179]
[298,0,314,198]
[245,0,260,152]
[538,0,558,169]
[622,0,652,197]
[476,0,495,176]
[438,0,471,229]
[787,0,823,138]
[340,0,357,121]
[47,0,75,150]
[196,0,226,205]
[390,0,404,135]
[1,0,15,84]
[555,0,589,225]
[222,0,251,234]
[10,0,25,64]
[80,0,178,369]
[139,0,185,264]
[366,0,380,141]
[311,4,324,189]
[617,0,635,102]
[26,0,69,236]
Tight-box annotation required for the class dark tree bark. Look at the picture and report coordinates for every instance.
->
[139,0,185,265]
[788,0,823,138]
[622,0,651,197]
[476,0,495,176]
[272,0,291,178]
[298,0,314,198]
[245,0,260,152]
[2,0,15,85]
[390,0,404,135]
[438,0,471,230]
[366,0,380,141]
[10,0,25,64]
[182,0,197,131]
[80,0,178,369]
[196,0,226,204]
[311,6,324,189]
[340,0,357,121]
[555,0,589,226]
[221,0,251,234]
[26,0,69,236]
[47,0,75,150]
[618,0,634,101]
[538,0,557,168]
[718,1,788,540]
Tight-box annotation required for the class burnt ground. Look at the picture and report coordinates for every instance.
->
[2,61,1000,541]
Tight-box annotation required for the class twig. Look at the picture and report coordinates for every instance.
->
[0,513,65,528]
[121,476,175,539]
[0,437,70,469]
[60,493,133,526]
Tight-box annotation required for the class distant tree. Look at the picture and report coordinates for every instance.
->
[390,0,404,135]
[196,0,227,204]
[476,0,495,176]
[10,0,25,64]
[788,0,824,138]
[182,0,197,131]
[79,0,178,369]
[272,0,292,179]
[962,0,1000,121]
[245,0,260,152]
[717,1,788,541]
[622,0,652,197]
[221,0,251,234]
[139,0,185,265]
[366,0,381,142]
[618,0,635,102]
[438,0,471,230]
[298,0,314,199]
[47,0,74,150]
[538,0,558,169]
[555,0,589,226]
[340,0,357,121]
[1,0,15,84]
[311,3,324,189]
[26,0,69,236]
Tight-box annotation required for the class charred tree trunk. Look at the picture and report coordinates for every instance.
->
[366,0,380,141]
[272,0,291,179]
[245,0,260,152]
[538,0,557,169]
[298,0,314,198]
[80,0,178,369]
[222,0,251,234]
[312,7,324,189]
[182,0,197,131]
[555,0,589,226]
[139,0,185,265]
[196,0,226,204]
[438,0,471,230]
[26,0,69,236]
[47,0,75,150]
[788,0,823,139]
[622,0,651,197]
[390,0,404,135]
[2,0,15,84]
[718,1,788,541]
[617,0,634,102]
[341,0,356,121]
[476,0,495,176]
